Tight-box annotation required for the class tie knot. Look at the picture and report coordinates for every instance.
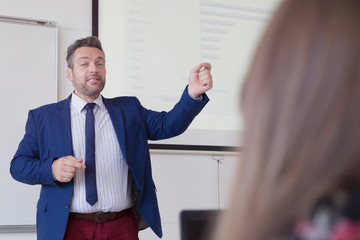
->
[85,103,96,111]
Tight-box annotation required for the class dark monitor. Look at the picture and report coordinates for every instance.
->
[180,210,221,240]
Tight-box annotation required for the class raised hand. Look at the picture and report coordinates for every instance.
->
[188,62,213,98]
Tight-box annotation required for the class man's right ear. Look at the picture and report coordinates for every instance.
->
[67,67,73,81]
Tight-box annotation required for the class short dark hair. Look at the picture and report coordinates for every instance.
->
[66,36,104,68]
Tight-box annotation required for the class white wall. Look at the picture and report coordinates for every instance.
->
[144,152,240,240]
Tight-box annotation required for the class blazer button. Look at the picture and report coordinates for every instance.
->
[65,204,69,209]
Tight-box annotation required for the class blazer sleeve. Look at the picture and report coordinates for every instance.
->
[142,86,209,140]
[10,110,56,186]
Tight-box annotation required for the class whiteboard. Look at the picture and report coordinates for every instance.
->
[0,17,57,227]
[97,0,281,149]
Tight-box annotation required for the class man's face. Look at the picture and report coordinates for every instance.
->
[67,47,106,102]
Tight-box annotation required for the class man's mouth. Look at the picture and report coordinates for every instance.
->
[87,75,100,82]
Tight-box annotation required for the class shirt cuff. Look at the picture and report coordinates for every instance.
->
[187,90,203,101]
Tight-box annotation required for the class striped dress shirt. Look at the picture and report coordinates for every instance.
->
[69,93,133,213]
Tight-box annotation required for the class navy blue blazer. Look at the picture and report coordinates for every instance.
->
[10,87,209,240]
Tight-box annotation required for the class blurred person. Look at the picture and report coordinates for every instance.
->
[213,0,360,239]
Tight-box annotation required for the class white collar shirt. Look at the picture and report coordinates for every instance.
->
[69,92,132,213]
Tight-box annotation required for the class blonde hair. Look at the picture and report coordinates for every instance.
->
[214,0,360,239]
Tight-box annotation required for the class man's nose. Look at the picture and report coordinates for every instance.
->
[89,62,98,73]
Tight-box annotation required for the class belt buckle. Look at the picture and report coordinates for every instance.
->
[94,212,109,223]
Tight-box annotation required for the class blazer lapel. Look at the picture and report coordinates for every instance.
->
[103,98,128,160]
[56,95,73,156]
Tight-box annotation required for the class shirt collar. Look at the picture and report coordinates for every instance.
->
[70,92,105,113]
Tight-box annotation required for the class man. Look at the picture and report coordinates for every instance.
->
[10,36,212,240]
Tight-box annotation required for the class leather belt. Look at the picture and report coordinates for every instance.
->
[69,209,129,223]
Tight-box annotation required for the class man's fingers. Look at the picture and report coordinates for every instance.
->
[191,62,212,74]
[57,174,73,183]
[199,72,211,81]
[62,164,84,174]
[53,168,74,182]
[199,70,213,85]
[190,64,203,74]
[199,69,210,77]
[64,156,86,169]
[200,62,212,71]
[200,78,212,86]
[72,160,86,170]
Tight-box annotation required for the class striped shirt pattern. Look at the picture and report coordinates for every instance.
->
[69,93,133,213]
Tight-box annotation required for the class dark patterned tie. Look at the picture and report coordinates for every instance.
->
[85,103,97,206]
